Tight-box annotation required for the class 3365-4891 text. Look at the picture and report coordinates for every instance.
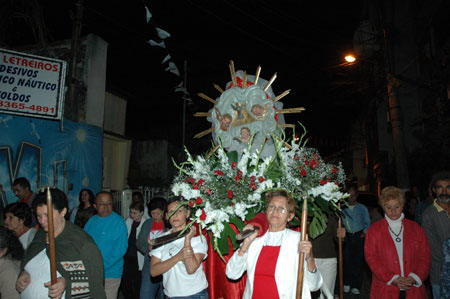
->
[0,100,55,113]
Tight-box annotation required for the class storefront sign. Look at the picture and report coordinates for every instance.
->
[0,48,66,120]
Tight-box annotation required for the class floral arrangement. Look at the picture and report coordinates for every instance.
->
[171,130,348,257]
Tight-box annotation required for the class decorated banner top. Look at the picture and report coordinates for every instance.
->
[0,48,67,120]
[172,60,348,257]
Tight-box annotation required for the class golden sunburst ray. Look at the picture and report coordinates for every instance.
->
[264,72,277,92]
[194,112,211,117]
[194,127,215,139]
[242,71,247,87]
[197,93,217,105]
[276,107,305,114]
[213,83,224,94]
[206,144,220,159]
[273,89,291,102]
[229,60,237,86]
[254,65,262,85]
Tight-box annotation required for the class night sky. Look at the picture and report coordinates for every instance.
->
[4,0,364,154]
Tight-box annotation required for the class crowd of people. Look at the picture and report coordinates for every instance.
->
[0,171,449,299]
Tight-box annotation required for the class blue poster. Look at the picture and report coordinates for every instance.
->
[0,113,103,211]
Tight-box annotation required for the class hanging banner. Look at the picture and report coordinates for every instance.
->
[0,48,66,120]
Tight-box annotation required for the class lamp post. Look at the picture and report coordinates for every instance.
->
[344,51,410,190]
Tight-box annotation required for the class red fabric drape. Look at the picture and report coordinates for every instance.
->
[203,232,247,299]
[202,213,269,299]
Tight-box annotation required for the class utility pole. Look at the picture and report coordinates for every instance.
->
[382,22,410,189]
[66,0,84,122]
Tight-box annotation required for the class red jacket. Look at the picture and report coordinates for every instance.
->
[364,217,430,299]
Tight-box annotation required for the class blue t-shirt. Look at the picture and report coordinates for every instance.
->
[342,202,371,233]
[85,212,128,278]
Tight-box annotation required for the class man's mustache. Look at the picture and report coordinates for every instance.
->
[438,194,449,202]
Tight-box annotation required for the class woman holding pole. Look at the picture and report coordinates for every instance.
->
[15,188,106,299]
[226,189,323,299]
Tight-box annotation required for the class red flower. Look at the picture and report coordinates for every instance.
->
[186,177,195,184]
[249,176,256,182]
[200,209,207,221]
[300,169,307,177]
[228,190,233,199]
[231,162,237,169]
[214,170,224,176]
[310,161,317,170]
[258,176,265,183]
[237,170,243,177]
[197,179,204,186]
[250,183,257,190]
[235,175,241,182]
[192,185,199,190]
[195,197,203,204]
[332,167,338,174]
[207,189,212,195]
[305,160,310,166]
[189,200,194,207]
[294,156,300,161]
[320,179,327,185]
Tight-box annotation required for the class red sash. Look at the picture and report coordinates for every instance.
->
[252,246,281,299]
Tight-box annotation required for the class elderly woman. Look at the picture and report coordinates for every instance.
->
[4,202,37,249]
[0,226,24,299]
[150,197,208,299]
[15,188,106,299]
[365,186,430,299]
[226,189,323,299]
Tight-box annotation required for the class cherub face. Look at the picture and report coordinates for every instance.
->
[251,105,263,115]
[241,128,250,138]
[222,115,232,125]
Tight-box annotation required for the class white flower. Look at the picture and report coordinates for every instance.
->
[233,202,248,220]
[257,179,274,192]
[308,182,346,202]
[247,192,261,202]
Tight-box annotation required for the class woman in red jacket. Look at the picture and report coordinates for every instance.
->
[365,186,430,299]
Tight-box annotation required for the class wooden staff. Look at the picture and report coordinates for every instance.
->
[338,203,344,299]
[296,199,308,299]
[46,187,57,284]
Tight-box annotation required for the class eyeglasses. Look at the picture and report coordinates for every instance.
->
[267,205,288,214]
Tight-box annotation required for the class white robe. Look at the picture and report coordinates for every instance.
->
[226,229,323,299]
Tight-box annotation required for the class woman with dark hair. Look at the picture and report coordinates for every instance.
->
[4,202,37,249]
[150,196,209,299]
[0,226,24,299]
[74,188,96,228]
[15,188,106,299]
[137,196,167,299]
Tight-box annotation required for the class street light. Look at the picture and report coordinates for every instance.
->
[344,54,356,63]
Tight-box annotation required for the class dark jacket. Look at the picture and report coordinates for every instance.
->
[21,220,106,299]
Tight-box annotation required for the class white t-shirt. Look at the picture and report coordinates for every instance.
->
[150,232,208,297]
[21,249,65,299]
[19,228,37,250]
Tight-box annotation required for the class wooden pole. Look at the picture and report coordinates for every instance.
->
[296,199,308,299]
[338,203,344,299]
[46,187,57,284]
